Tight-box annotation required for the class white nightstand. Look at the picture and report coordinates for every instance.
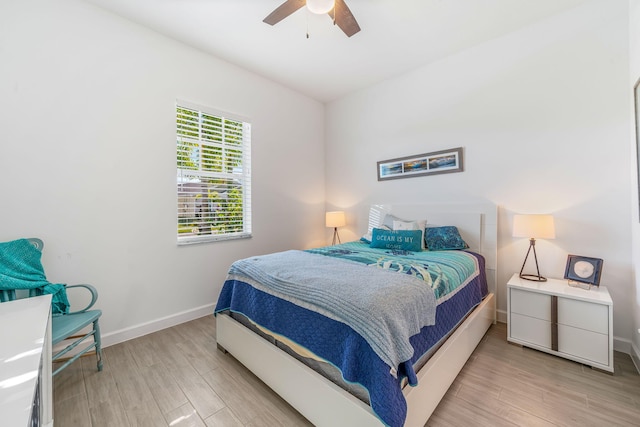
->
[507,273,613,372]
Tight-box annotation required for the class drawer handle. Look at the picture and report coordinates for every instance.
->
[551,295,558,351]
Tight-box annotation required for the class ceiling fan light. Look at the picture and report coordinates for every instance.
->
[306,0,334,14]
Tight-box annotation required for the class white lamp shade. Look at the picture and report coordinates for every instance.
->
[307,0,335,14]
[325,211,346,228]
[513,214,556,239]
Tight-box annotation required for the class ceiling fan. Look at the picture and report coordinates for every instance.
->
[263,0,361,37]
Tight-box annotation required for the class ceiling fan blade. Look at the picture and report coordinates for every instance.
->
[329,0,361,37]
[263,0,307,25]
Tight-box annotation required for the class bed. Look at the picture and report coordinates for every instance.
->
[214,203,497,427]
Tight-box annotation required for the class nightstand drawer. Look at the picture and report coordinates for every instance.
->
[510,288,551,321]
[558,298,608,335]
[507,274,613,372]
[509,312,551,348]
[558,325,609,365]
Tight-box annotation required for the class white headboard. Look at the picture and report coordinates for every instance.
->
[368,203,498,296]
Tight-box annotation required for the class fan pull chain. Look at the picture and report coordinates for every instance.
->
[306,8,310,38]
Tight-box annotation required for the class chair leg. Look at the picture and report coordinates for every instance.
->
[94,319,103,372]
[52,320,103,376]
[52,329,100,376]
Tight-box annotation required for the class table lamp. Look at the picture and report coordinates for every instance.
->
[513,214,555,282]
[326,211,346,245]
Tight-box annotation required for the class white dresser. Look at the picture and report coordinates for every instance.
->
[0,295,53,426]
[507,273,613,372]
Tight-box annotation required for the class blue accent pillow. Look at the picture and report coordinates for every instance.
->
[425,226,469,251]
[370,228,423,252]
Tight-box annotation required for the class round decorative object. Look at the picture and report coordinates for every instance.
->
[573,260,594,279]
[564,255,603,286]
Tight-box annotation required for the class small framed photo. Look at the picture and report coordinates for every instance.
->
[564,255,603,286]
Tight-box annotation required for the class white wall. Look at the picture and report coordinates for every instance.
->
[326,1,634,344]
[0,0,326,344]
[629,0,640,366]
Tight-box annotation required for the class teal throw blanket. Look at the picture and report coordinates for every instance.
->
[0,239,69,314]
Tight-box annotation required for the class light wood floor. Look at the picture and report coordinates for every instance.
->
[53,318,640,426]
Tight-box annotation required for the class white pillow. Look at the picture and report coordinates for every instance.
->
[393,219,426,250]
[393,220,418,230]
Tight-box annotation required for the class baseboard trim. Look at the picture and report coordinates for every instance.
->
[613,336,631,354]
[101,303,215,348]
[496,308,507,324]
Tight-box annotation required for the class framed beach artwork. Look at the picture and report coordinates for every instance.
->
[377,147,463,181]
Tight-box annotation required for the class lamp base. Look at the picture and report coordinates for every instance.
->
[520,273,547,282]
[331,228,341,246]
[518,238,547,283]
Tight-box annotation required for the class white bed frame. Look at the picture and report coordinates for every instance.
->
[217,203,497,426]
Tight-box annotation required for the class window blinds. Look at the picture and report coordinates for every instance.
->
[176,102,251,244]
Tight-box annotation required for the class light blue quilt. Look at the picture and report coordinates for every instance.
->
[307,241,480,302]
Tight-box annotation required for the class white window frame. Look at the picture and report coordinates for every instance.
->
[176,100,252,245]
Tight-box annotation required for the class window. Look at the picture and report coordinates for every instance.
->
[176,101,251,244]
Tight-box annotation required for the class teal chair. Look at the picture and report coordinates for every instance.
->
[0,238,103,376]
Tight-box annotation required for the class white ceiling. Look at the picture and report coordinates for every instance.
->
[84,0,588,103]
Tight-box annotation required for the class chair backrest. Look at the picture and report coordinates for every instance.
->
[28,238,44,251]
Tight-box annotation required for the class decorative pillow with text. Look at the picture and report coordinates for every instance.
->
[370,228,423,252]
